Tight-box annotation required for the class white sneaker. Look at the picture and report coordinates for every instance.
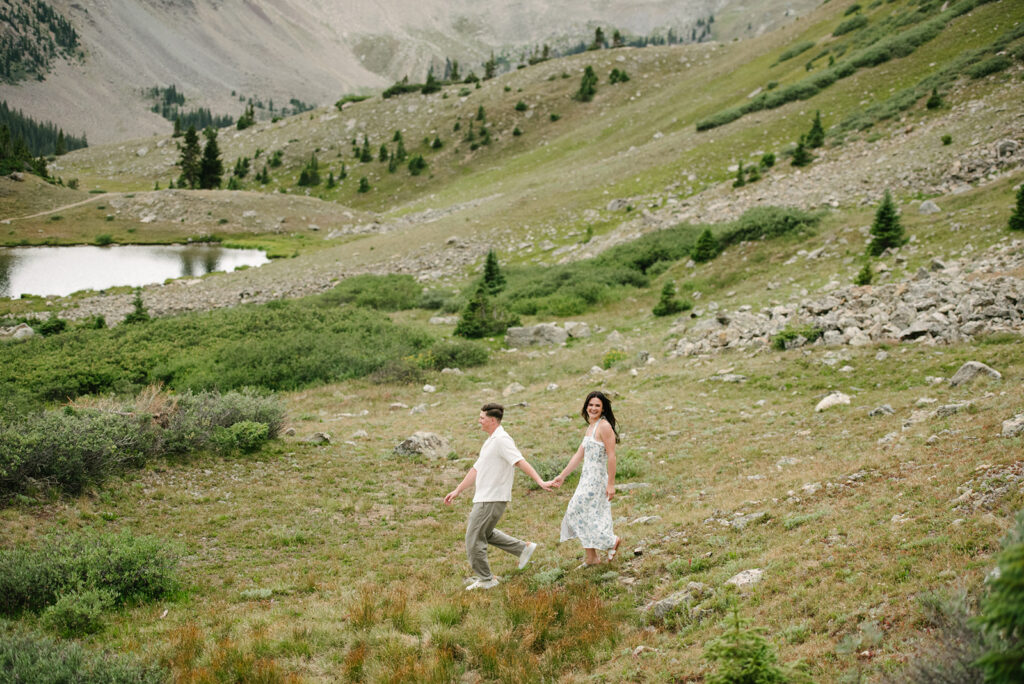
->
[518,542,538,569]
[466,577,499,590]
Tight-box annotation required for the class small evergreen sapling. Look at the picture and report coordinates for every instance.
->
[867,189,906,256]
[481,249,506,294]
[691,228,718,263]
[574,66,598,102]
[1009,184,1024,232]
[357,176,370,193]
[974,509,1024,682]
[855,262,873,286]
[733,161,746,188]
[652,280,689,317]
[704,608,790,684]
[926,88,943,110]
[806,110,825,148]
[791,135,813,167]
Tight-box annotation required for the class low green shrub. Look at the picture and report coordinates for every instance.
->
[602,349,627,369]
[967,55,1012,79]
[773,41,815,65]
[413,339,490,371]
[321,274,422,311]
[1,301,434,409]
[833,14,869,37]
[41,586,115,637]
[0,389,284,498]
[772,325,824,350]
[0,531,179,616]
[0,624,165,683]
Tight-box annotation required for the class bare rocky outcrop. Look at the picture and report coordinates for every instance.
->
[505,323,569,347]
[394,431,451,459]
[668,241,1024,356]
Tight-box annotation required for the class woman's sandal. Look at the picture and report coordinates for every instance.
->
[576,561,602,570]
[607,536,622,562]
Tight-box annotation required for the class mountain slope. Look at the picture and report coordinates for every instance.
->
[0,0,819,144]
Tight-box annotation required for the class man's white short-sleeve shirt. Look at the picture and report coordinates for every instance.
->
[472,425,523,502]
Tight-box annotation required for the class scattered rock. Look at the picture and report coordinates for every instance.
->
[816,392,851,412]
[935,402,972,418]
[1001,414,1024,438]
[725,569,764,590]
[503,382,525,397]
[546,383,559,391]
[394,431,451,459]
[869,404,895,417]
[643,582,711,619]
[949,361,1001,387]
[440,367,462,375]
[606,330,626,347]
[429,315,459,325]
[351,430,369,439]
[919,199,941,214]
[564,321,592,338]
[0,323,34,341]
[708,373,747,383]
[505,323,568,347]
[306,432,331,445]
[423,384,437,393]
[629,515,662,525]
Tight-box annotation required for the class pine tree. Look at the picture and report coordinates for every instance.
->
[854,262,873,286]
[450,60,461,82]
[575,65,598,102]
[326,171,336,188]
[806,110,825,148]
[481,250,506,294]
[691,228,718,263]
[454,282,520,339]
[791,134,813,167]
[422,67,441,94]
[867,189,906,256]
[408,154,427,176]
[360,135,372,163]
[733,161,746,188]
[123,289,151,324]
[173,117,182,138]
[476,105,486,122]
[388,153,398,173]
[339,163,347,179]
[926,88,943,110]
[176,124,201,189]
[198,127,223,189]
[393,130,403,142]
[484,53,497,80]
[591,27,606,50]
[395,139,407,162]
[1008,184,1024,232]
[612,29,624,48]
[54,130,65,155]
[653,280,686,316]
[358,176,370,193]
[704,608,789,684]
[975,510,1024,682]
[379,143,389,162]
[431,135,443,150]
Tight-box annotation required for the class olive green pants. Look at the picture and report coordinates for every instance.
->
[465,501,527,581]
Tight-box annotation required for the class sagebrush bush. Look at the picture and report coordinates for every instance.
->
[0,300,433,408]
[0,531,179,616]
[0,389,284,498]
[41,586,114,637]
[321,273,422,311]
[413,339,490,370]
[0,624,166,683]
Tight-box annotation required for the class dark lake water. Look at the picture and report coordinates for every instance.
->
[0,244,269,298]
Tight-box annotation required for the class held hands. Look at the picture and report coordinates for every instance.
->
[544,476,564,489]
[443,489,459,505]
[606,484,615,501]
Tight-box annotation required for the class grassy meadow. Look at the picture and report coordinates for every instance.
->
[2,0,1024,680]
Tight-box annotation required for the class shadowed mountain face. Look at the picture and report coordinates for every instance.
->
[2,0,817,144]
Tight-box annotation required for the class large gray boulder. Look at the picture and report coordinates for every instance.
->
[949,361,1001,387]
[505,323,568,347]
[394,431,451,459]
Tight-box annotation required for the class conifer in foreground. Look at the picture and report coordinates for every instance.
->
[867,190,906,256]
[1009,184,1024,232]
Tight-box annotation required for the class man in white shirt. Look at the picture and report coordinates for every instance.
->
[444,403,551,590]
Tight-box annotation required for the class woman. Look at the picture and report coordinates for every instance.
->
[547,390,621,567]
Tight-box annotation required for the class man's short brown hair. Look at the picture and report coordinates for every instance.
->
[481,403,504,421]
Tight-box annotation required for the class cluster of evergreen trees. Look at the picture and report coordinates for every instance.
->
[0,101,86,175]
[174,125,223,190]
[0,0,79,83]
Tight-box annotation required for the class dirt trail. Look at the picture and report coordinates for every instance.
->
[2,193,121,222]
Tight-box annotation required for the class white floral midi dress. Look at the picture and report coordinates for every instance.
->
[559,419,615,549]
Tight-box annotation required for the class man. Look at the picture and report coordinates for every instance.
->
[444,403,551,590]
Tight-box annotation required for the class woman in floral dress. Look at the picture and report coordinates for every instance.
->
[548,390,621,567]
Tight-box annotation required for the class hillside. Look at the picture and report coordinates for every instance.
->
[2,0,1024,681]
[0,0,820,144]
